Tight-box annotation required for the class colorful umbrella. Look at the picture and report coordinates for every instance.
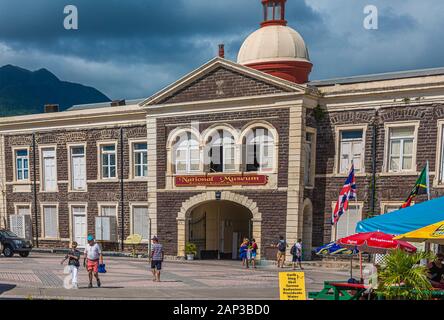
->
[394,220,444,245]
[315,242,359,280]
[337,232,417,282]
[315,242,358,256]
[337,232,417,254]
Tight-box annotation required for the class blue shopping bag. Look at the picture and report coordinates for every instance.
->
[98,264,107,274]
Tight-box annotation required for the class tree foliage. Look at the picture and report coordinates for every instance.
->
[376,249,435,300]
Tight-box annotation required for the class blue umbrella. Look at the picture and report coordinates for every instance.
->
[314,242,359,280]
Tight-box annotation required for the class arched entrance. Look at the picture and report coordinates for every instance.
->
[302,198,313,261]
[177,191,262,259]
[187,201,252,259]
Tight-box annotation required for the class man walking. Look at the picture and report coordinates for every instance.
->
[83,235,103,288]
[151,236,164,282]
[276,236,287,268]
[291,239,304,270]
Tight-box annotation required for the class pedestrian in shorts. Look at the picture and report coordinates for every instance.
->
[151,236,164,282]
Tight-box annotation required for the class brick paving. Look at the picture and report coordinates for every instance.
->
[0,253,353,300]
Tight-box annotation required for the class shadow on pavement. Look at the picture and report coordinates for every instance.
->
[0,284,16,295]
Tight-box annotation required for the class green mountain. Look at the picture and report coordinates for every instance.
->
[0,65,111,116]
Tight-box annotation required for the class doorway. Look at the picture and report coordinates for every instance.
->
[72,207,87,248]
[187,200,253,260]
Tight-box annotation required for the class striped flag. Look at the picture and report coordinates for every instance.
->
[332,165,357,225]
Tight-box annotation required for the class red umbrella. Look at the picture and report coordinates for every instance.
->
[337,232,417,254]
[336,232,417,282]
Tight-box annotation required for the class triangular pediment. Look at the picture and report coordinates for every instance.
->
[140,57,308,106]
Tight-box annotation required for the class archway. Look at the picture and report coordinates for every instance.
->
[177,191,262,259]
[302,198,313,261]
[187,201,252,260]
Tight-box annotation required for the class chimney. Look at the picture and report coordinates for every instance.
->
[218,44,225,58]
[111,99,126,107]
[44,104,59,113]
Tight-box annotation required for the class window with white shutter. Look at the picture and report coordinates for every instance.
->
[42,148,57,191]
[71,146,86,191]
[15,149,29,181]
[43,206,58,238]
[336,205,361,239]
[101,145,117,179]
[245,128,274,172]
[132,206,149,240]
[388,127,415,172]
[173,132,200,174]
[207,130,236,173]
[339,131,363,174]
[133,143,148,178]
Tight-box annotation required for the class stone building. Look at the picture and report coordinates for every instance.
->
[0,0,444,260]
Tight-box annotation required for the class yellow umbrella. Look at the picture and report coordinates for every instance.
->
[394,220,444,245]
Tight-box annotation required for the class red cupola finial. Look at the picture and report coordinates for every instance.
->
[261,0,287,27]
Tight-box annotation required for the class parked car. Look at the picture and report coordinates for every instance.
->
[0,229,33,257]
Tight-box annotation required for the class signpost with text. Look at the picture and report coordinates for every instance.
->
[279,272,307,300]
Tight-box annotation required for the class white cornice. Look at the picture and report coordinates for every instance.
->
[0,105,146,133]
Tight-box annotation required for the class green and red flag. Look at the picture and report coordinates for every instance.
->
[401,162,430,209]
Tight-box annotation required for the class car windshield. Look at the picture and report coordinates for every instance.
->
[2,230,18,237]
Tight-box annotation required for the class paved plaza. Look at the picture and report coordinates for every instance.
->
[0,253,354,300]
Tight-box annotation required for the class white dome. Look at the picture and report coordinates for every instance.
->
[237,25,310,65]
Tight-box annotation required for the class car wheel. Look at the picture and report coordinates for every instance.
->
[3,245,14,257]
[19,251,29,258]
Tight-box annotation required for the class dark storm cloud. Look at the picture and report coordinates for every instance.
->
[0,0,442,99]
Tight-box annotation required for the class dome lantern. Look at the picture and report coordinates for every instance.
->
[261,0,287,27]
[237,0,313,84]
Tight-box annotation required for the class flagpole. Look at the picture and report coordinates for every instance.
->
[427,160,431,201]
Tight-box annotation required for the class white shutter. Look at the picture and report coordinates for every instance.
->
[352,141,363,172]
[340,142,351,174]
[44,206,57,238]
[43,149,57,191]
[337,206,361,239]
[10,215,25,238]
[73,155,86,190]
[133,207,148,240]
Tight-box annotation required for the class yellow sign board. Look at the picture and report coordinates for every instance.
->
[279,272,306,300]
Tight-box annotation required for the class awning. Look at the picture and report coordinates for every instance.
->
[356,196,444,235]
[394,220,444,245]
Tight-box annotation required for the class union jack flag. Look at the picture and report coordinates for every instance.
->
[332,165,357,225]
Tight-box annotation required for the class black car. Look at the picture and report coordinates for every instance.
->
[0,229,33,257]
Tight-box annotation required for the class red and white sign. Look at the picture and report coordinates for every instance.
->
[175,175,268,187]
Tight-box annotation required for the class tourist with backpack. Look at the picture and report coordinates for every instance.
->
[291,239,304,270]
[276,236,287,268]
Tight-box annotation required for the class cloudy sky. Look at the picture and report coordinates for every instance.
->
[0,0,443,100]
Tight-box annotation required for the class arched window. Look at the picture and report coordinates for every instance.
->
[206,130,236,173]
[173,132,200,174]
[244,127,275,172]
